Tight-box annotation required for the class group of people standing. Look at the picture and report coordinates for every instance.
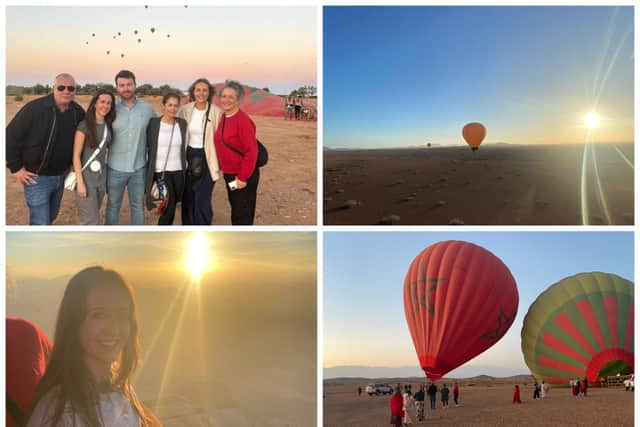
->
[532,380,547,399]
[570,378,588,396]
[284,95,304,120]
[389,382,460,426]
[7,71,261,225]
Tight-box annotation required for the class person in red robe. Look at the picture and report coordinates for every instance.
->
[512,384,522,403]
[389,387,404,426]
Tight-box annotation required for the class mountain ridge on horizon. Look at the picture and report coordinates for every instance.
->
[324,365,530,380]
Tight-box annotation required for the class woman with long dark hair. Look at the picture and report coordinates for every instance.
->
[71,90,116,225]
[27,266,161,426]
[177,78,222,225]
[144,92,188,225]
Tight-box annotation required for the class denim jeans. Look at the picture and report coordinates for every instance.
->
[105,166,146,225]
[23,175,65,225]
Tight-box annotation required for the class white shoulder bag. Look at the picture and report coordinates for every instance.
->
[64,124,108,191]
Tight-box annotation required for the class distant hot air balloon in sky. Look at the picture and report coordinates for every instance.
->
[521,272,634,385]
[427,143,432,148]
[134,30,138,34]
[106,50,110,55]
[92,33,95,37]
[121,53,125,58]
[403,240,519,381]
[462,122,486,151]
[138,38,142,43]
[150,27,156,33]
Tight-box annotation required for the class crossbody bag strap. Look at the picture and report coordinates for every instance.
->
[221,114,245,158]
[160,121,176,180]
[80,124,108,171]
[201,102,212,147]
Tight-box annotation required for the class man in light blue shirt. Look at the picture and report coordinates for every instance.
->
[106,70,156,225]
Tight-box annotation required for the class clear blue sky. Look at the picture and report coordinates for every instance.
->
[324,232,633,375]
[324,6,634,148]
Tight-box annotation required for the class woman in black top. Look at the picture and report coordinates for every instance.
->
[144,92,187,225]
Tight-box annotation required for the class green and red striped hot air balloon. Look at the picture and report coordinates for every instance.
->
[521,272,634,385]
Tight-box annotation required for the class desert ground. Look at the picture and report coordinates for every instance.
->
[324,144,634,225]
[6,94,317,225]
[323,379,633,426]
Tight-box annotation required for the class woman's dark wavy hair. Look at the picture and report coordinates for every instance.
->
[187,78,215,103]
[28,266,160,427]
[84,90,116,149]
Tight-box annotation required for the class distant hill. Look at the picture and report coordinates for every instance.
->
[324,365,529,380]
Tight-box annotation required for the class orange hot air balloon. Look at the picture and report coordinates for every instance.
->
[462,122,486,151]
[403,240,519,381]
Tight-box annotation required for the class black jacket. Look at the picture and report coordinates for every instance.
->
[6,94,85,173]
[144,116,188,209]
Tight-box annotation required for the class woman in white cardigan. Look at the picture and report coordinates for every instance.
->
[177,78,223,225]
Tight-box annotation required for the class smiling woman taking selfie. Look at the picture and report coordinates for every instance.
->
[26,266,161,427]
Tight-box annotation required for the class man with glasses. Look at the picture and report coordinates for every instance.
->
[6,73,85,225]
[105,70,155,225]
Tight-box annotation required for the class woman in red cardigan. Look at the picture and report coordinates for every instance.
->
[214,80,260,225]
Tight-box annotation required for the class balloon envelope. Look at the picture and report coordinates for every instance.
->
[521,272,634,385]
[403,240,519,380]
[462,122,486,151]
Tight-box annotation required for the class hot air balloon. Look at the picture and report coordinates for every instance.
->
[106,50,110,55]
[92,33,95,37]
[521,272,634,385]
[427,143,432,148]
[150,27,156,33]
[462,122,486,151]
[118,32,121,36]
[121,53,125,58]
[134,30,138,34]
[138,38,142,43]
[403,240,519,380]
[167,34,170,38]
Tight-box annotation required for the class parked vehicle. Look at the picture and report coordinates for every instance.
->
[365,383,393,395]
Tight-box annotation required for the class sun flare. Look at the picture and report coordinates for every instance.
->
[584,112,600,129]
[184,232,212,281]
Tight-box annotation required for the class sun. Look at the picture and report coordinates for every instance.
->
[184,232,212,281]
[584,112,600,129]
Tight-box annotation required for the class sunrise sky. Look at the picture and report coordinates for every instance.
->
[6,6,316,94]
[6,231,316,288]
[324,6,634,148]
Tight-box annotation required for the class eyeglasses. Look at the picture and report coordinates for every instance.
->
[56,85,76,92]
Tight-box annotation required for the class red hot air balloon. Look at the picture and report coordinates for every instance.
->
[403,240,519,380]
[462,122,486,151]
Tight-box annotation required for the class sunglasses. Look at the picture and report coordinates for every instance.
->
[56,85,76,92]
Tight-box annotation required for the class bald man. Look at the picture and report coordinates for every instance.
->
[7,73,85,224]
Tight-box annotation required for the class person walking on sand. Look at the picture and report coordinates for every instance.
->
[453,382,460,406]
[513,385,522,403]
[106,70,156,225]
[402,390,416,426]
[541,380,547,398]
[441,383,450,408]
[427,382,437,410]
[358,386,362,396]
[414,385,425,421]
[390,387,404,427]
[6,73,85,225]
[583,377,588,396]
[533,381,540,399]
